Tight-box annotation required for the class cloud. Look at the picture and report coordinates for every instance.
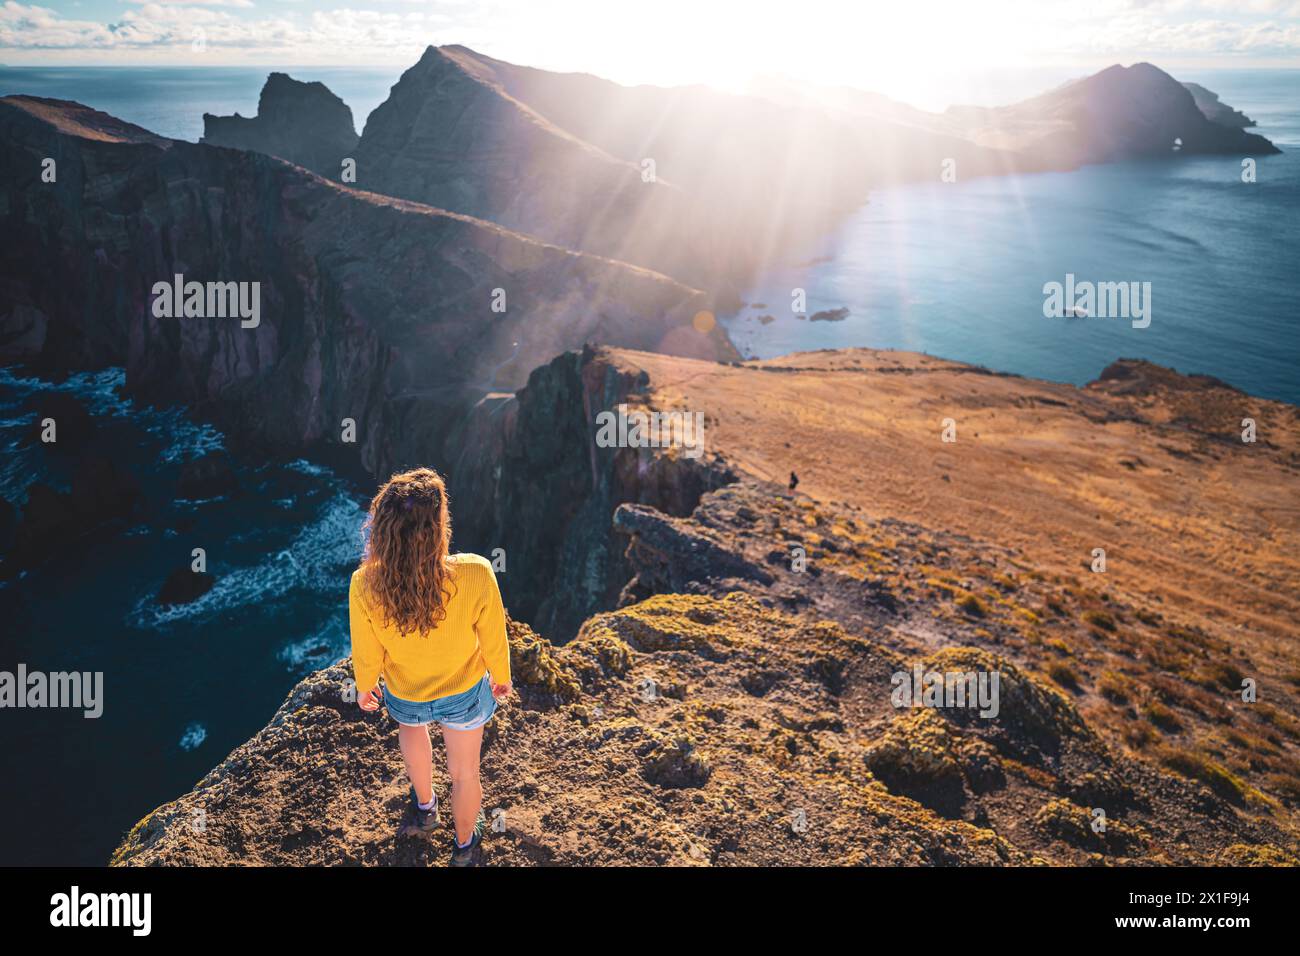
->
[1,0,1298,67]
[0,3,444,55]
[122,0,256,7]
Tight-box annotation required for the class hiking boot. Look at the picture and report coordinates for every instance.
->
[449,812,486,867]
[404,786,439,837]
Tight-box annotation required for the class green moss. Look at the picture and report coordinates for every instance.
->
[508,618,583,701]
[1158,747,1249,807]
[1218,844,1299,866]
[1033,798,1145,855]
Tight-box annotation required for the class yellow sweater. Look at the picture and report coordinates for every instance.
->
[349,553,511,702]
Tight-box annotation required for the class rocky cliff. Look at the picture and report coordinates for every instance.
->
[0,96,734,477]
[202,72,360,178]
[352,47,726,288]
[449,346,737,639]
[112,346,1300,866]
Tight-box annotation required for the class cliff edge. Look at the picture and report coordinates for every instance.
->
[112,347,1300,866]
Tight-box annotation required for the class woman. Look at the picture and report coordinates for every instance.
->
[349,467,512,867]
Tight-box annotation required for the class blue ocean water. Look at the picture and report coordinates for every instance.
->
[726,70,1300,405]
[0,369,366,865]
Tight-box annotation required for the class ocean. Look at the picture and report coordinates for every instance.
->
[726,70,1300,406]
[0,368,366,865]
[0,65,1295,865]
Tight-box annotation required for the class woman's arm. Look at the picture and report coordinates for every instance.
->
[474,562,512,698]
[349,571,385,711]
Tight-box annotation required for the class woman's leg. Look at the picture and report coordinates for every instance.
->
[441,725,484,844]
[397,723,434,805]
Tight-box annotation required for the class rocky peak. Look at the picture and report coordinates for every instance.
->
[202,72,359,178]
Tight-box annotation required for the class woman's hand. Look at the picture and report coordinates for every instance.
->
[491,681,513,702]
[357,686,382,712]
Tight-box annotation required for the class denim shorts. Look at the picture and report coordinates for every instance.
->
[382,673,497,731]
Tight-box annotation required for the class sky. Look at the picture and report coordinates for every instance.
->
[3,0,1300,105]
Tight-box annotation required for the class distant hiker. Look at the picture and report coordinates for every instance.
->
[789,471,799,492]
[350,467,512,867]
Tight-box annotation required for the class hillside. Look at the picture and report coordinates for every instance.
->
[112,346,1300,866]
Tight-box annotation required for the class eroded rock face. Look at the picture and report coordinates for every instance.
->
[202,73,359,178]
[451,346,736,640]
[0,96,734,477]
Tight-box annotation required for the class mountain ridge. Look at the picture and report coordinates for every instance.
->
[201,49,1278,308]
[0,94,734,483]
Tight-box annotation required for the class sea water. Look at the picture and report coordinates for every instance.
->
[726,70,1300,405]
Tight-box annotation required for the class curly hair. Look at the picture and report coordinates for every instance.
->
[359,467,456,635]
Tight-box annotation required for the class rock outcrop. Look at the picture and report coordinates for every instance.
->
[450,346,736,640]
[202,72,359,178]
[3,456,141,578]
[0,96,734,477]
